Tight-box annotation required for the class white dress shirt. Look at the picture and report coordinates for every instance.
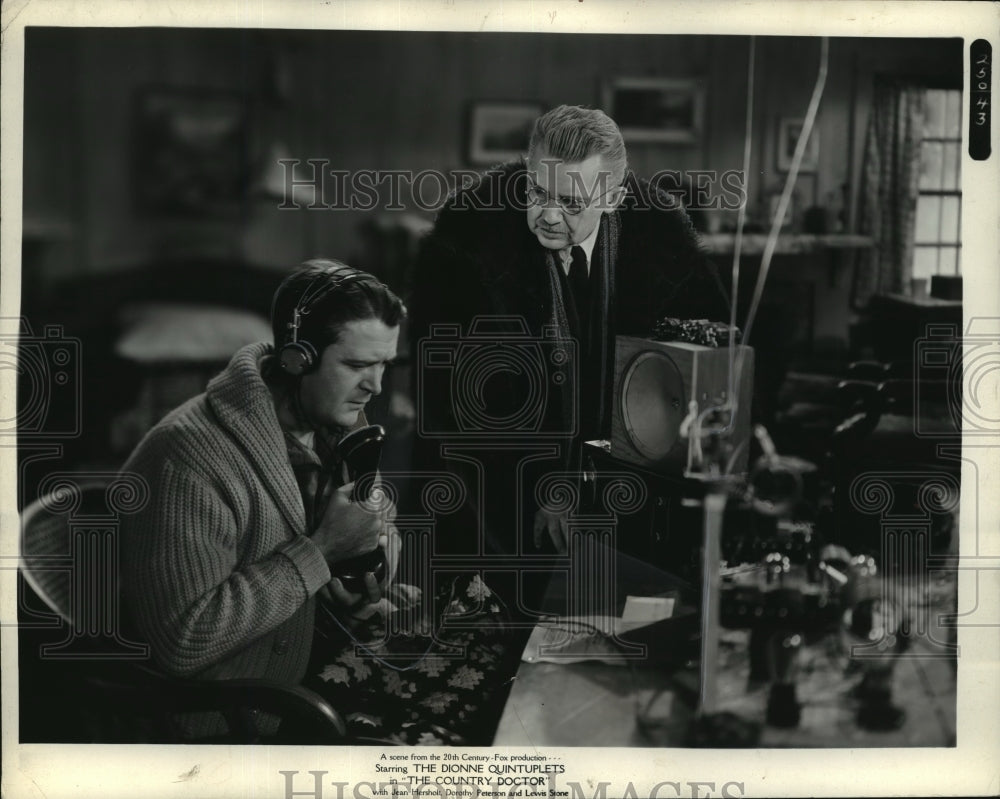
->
[557,223,601,277]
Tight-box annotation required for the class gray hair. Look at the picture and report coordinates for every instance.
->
[527,105,628,185]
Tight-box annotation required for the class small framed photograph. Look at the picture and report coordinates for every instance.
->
[467,102,544,165]
[602,77,705,144]
[777,116,820,172]
[132,86,250,216]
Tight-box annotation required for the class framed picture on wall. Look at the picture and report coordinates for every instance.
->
[602,77,705,144]
[467,101,544,165]
[133,86,250,216]
[777,116,820,172]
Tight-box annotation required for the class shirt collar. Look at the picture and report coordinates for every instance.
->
[558,221,601,275]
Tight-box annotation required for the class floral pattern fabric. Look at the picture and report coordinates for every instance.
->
[304,573,514,745]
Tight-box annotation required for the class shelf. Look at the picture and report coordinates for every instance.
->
[701,233,874,256]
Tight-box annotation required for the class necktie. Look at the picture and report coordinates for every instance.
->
[568,245,589,334]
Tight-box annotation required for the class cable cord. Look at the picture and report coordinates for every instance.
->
[315,580,451,672]
[734,37,830,407]
[316,571,513,673]
[688,37,759,463]
[698,36,830,475]
[727,36,757,421]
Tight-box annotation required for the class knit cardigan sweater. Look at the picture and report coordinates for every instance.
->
[120,343,331,682]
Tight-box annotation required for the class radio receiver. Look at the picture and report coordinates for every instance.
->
[610,337,754,473]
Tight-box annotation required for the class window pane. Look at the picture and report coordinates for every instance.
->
[920,141,944,189]
[912,246,939,281]
[941,195,960,243]
[944,90,962,138]
[915,195,941,243]
[938,246,959,275]
[923,89,946,138]
[942,141,961,191]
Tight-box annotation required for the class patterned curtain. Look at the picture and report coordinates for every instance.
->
[852,81,926,306]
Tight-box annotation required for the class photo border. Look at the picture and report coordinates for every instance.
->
[2,2,998,798]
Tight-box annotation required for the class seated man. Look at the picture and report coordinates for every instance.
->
[120,260,511,744]
[120,260,401,686]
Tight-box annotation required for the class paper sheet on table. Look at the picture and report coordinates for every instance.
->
[521,596,675,666]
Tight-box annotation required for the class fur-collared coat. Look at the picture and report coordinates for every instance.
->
[409,160,728,362]
[408,160,729,555]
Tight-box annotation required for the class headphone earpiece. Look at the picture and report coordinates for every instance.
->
[277,266,368,376]
[278,340,319,376]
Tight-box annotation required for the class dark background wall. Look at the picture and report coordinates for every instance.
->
[23,29,961,303]
[18,28,962,482]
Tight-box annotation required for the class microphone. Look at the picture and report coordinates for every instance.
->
[331,424,388,593]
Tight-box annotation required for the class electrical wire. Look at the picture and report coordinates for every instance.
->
[315,571,514,672]
[315,581,452,672]
[685,37,757,466]
[727,36,757,422]
[733,38,830,411]
[692,36,830,475]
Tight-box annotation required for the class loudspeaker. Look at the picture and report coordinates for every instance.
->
[610,337,754,474]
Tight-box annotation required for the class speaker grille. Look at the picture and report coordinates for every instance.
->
[620,350,687,460]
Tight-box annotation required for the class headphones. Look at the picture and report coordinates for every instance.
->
[277,266,370,376]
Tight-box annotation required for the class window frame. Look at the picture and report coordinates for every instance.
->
[913,87,963,280]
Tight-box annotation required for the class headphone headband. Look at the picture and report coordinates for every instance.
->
[278,266,370,376]
[295,267,367,320]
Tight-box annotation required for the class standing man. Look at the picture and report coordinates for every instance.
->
[410,105,729,557]
[120,260,404,687]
